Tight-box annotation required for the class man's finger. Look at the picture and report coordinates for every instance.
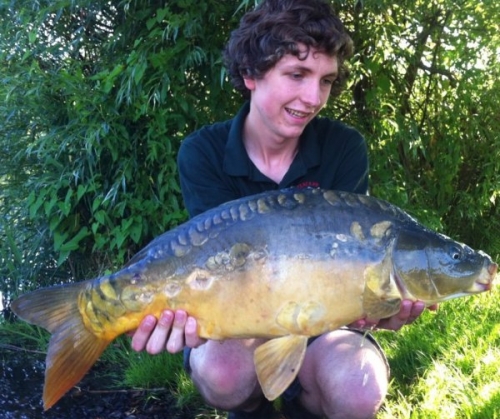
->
[185,316,206,348]
[166,310,188,353]
[131,315,158,352]
[146,310,174,354]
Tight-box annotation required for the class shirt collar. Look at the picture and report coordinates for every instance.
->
[223,102,322,178]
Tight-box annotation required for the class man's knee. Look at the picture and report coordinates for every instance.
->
[298,330,388,418]
[188,341,261,410]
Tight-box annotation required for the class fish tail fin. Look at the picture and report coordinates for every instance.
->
[11,283,111,410]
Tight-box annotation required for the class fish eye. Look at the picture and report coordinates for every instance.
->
[449,245,463,261]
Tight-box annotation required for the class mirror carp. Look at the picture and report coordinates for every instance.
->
[11,188,497,410]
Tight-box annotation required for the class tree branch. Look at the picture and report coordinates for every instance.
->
[417,62,457,86]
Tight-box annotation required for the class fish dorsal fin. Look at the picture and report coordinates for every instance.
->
[254,335,308,400]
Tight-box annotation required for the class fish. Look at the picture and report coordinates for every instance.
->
[11,188,497,410]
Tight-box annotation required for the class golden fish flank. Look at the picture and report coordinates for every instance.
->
[10,187,497,410]
[276,300,326,335]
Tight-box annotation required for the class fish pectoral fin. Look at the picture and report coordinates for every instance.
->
[363,262,402,319]
[254,335,308,401]
[363,285,401,319]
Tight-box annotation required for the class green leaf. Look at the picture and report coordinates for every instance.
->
[28,31,37,44]
[59,227,90,252]
[29,190,48,219]
[133,61,147,85]
[77,184,87,201]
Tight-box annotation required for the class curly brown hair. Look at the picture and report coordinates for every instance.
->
[223,0,354,100]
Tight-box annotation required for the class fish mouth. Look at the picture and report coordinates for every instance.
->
[473,261,497,293]
[488,261,498,277]
[475,281,492,293]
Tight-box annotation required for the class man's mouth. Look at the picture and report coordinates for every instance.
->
[286,108,311,118]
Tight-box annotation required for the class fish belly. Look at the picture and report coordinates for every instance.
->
[188,258,368,339]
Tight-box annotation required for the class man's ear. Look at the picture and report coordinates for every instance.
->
[243,76,256,91]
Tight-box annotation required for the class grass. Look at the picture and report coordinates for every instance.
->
[0,319,49,352]
[376,284,500,419]
[82,335,205,410]
[1,274,499,418]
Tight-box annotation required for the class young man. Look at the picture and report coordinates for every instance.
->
[131,1,428,418]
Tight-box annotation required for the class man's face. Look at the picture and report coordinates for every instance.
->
[244,46,338,143]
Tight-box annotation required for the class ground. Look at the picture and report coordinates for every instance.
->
[0,348,212,419]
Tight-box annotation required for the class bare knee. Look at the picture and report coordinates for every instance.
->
[329,370,387,419]
[298,331,388,419]
[189,340,263,410]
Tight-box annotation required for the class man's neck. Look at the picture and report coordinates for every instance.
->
[243,132,299,184]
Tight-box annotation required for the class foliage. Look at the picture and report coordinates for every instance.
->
[98,336,205,410]
[0,0,244,278]
[0,318,49,352]
[330,0,500,251]
[324,0,500,240]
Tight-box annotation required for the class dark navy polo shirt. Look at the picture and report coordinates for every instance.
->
[177,102,368,217]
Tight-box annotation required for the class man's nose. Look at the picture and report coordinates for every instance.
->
[300,81,323,107]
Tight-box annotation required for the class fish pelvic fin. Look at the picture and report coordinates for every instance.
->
[254,335,308,400]
[11,283,111,410]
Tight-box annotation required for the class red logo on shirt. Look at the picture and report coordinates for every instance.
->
[295,181,320,189]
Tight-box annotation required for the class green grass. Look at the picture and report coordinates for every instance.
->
[376,284,500,419]
[95,336,206,412]
[0,319,49,351]
[98,338,226,417]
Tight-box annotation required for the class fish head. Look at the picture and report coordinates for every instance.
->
[393,227,497,304]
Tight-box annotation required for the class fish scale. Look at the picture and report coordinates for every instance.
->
[10,187,497,410]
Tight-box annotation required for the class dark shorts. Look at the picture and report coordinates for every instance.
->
[183,328,388,402]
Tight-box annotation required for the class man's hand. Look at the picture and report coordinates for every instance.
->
[130,310,206,354]
[350,300,438,331]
